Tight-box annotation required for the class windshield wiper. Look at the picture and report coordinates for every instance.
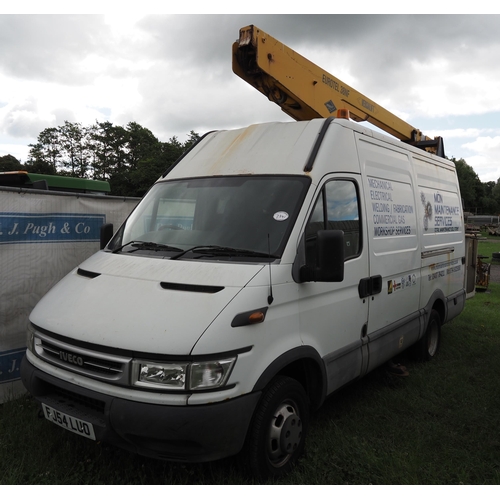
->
[112,240,183,254]
[170,245,279,261]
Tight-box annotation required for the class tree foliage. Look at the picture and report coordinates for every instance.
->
[451,157,500,215]
[17,121,200,197]
[0,154,23,171]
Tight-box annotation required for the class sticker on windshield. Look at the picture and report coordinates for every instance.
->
[273,211,289,221]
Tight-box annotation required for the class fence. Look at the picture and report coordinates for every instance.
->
[0,186,139,402]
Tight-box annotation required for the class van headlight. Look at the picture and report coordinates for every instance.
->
[132,358,236,391]
[27,323,36,353]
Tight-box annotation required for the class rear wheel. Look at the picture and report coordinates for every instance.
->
[246,376,309,479]
[414,309,441,361]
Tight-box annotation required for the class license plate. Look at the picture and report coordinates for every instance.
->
[42,403,96,440]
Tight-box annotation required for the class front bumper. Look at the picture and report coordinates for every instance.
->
[21,355,261,462]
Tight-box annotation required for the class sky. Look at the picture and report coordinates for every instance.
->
[1,6,500,182]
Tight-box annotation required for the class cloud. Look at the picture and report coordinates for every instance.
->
[0,97,51,138]
[464,155,500,184]
[463,135,500,154]
[462,136,500,182]
[426,128,494,139]
[0,90,111,139]
[0,15,110,85]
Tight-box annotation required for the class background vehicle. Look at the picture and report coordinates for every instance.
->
[0,170,110,194]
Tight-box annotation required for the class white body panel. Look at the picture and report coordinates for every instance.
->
[30,251,265,355]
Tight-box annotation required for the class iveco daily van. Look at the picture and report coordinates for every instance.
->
[21,116,465,477]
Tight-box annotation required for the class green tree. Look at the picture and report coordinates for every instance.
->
[88,121,129,181]
[105,122,162,197]
[25,121,200,197]
[58,121,90,177]
[23,151,57,175]
[155,136,184,177]
[108,125,198,197]
[491,179,500,214]
[183,130,201,150]
[28,127,61,172]
[0,154,23,172]
[480,181,500,214]
[452,158,483,213]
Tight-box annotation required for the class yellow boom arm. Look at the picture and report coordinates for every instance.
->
[233,25,444,157]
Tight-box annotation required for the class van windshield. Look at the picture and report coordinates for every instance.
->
[108,176,310,261]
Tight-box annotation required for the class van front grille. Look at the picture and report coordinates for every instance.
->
[40,339,124,376]
[33,331,132,386]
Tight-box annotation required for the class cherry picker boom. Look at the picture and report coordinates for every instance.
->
[233,25,445,157]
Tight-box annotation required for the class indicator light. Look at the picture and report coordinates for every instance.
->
[337,108,350,119]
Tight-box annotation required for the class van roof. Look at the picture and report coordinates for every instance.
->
[164,118,453,181]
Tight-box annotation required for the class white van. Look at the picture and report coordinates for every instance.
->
[21,117,465,478]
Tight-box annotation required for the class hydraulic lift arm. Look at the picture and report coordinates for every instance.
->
[233,25,444,157]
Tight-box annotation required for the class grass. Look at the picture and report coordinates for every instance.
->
[1,241,500,484]
[302,281,500,485]
[477,233,500,260]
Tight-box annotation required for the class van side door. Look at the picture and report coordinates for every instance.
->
[297,175,370,394]
[356,135,421,369]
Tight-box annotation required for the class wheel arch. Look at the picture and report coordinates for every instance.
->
[423,289,446,327]
[252,346,327,411]
[431,297,446,325]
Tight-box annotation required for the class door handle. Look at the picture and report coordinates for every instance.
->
[358,275,382,299]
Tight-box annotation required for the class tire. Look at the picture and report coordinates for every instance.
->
[414,309,441,361]
[246,376,309,479]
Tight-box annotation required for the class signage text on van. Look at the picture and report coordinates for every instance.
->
[420,191,461,233]
[368,178,415,237]
[428,259,461,281]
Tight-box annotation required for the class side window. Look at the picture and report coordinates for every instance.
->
[306,179,361,260]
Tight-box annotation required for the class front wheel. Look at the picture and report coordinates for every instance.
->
[413,309,441,361]
[246,376,309,479]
